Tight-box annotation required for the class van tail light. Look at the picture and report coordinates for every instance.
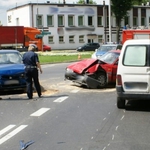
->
[116,75,122,86]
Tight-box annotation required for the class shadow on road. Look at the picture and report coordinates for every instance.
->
[125,100,150,112]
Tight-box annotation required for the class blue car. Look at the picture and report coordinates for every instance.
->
[91,43,122,59]
[0,50,26,95]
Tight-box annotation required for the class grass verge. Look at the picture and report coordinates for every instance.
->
[39,52,92,64]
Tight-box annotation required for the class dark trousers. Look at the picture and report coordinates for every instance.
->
[25,68,41,99]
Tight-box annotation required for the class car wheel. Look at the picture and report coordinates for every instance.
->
[97,73,107,88]
[117,97,125,109]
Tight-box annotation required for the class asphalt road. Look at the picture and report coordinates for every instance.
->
[0,63,150,150]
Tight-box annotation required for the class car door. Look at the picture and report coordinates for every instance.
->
[89,43,93,51]
[119,45,150,93]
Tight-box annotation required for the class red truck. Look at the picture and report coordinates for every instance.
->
[0,26,43,51]
[122,29,150,44]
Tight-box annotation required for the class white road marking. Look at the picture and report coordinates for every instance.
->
[103,117,106,120]
[0,125,28,145]
[53,96,68,103]
[70,89,80,93]
[112,134,114,140]
[116,126,119,131]
[103,146,106,150]
[30,108,50,117]
[121,115,125,120]
[0,125,16,136]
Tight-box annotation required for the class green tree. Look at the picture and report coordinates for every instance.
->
[76,0,97,4]
[133,0,149,5]
[111,0,144,43]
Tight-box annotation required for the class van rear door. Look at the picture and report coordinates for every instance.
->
[120,45,150,93]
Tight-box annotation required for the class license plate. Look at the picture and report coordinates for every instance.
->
[4,80,19,85]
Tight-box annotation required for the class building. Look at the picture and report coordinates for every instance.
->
[7,2,150,50]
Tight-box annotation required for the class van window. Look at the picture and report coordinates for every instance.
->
[123,45,147,66]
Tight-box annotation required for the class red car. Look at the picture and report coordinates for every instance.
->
[65,50,121,89]
[43,44,51,51]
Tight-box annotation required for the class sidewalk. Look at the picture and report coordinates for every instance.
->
[37,50,91,56]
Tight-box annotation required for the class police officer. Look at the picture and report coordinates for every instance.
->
[22,44,42,99]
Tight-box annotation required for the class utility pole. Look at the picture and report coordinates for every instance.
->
[37,0,39,28]
[109,0,112,42]
[103,1,106,43]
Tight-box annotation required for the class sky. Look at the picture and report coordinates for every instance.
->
[0,0,109,25]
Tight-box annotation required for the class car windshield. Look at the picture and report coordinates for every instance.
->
[0,52,22,64]
[97,45,116,52]
[99,52,119,64]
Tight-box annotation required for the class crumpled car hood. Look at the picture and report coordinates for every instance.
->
[0,64,25,75]
[67,58,101,74]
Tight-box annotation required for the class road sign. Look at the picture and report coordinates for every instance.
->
[35,34,43,39]
[41,31,51,35]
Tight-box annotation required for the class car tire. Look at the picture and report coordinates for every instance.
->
[97,73,107,88]
[117,97,125,109]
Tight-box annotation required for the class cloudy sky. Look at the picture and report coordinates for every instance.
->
[0,0,109,25]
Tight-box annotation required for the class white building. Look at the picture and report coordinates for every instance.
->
[7,2,150,50]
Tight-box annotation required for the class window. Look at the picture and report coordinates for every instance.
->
[98,16,102,26]
[106,16,109,27]
[98,35,103,43]
[36,15,43,27]
[141,17,146,26]
[69,36,74,43]
[88,16,93,26]
[133,17,137,26]
[78,16,84,26]
[124,16,129,26]
[79,35,84,43]
[68,15,74,26]
[48,36,53,43]
[58,15,64,26]
[124,46,146,66]
[107,35,109,43]
[8,15,11,23]
[16,18,19,26]
[59,36,64,43]
[47,15,53,26]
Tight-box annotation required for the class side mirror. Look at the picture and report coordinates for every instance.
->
[115,61,118,65]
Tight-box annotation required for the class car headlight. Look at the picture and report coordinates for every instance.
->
[20,73,25,78]
[66,68,73,72]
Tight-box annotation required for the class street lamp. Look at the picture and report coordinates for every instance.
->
[109,0,112,42]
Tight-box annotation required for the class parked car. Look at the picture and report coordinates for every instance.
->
[116,39,150,109]
[76,43,100,52]
[65,50,121,89]
[91,43,122,59]
[43,44,51,51]
[0,50,26,95]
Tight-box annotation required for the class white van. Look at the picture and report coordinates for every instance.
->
[116,39,150,109]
